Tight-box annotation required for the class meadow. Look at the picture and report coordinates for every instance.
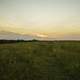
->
[0,41,80,80]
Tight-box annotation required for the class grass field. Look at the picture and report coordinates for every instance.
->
[0,41,80,80]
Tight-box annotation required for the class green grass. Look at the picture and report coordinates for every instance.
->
[0,41,80,80]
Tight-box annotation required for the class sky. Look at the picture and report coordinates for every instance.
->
[0,0,80,40]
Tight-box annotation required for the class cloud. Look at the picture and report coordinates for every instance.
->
[0,31,34,40]
[32,33,48,38]
[0,30,80,40]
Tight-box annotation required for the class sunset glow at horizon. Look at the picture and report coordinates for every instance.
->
[0,0,80,40]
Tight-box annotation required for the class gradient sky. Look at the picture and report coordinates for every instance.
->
[0,0,80,39]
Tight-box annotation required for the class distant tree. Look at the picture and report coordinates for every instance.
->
[32,39,38,42]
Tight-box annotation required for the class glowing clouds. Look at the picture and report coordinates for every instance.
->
[32,33,48,38]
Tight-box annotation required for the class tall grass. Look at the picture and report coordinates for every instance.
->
[0,41,80,80]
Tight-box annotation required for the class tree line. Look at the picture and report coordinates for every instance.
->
[0,39,39,43]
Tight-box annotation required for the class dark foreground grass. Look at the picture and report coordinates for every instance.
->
[0,41,80,80]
